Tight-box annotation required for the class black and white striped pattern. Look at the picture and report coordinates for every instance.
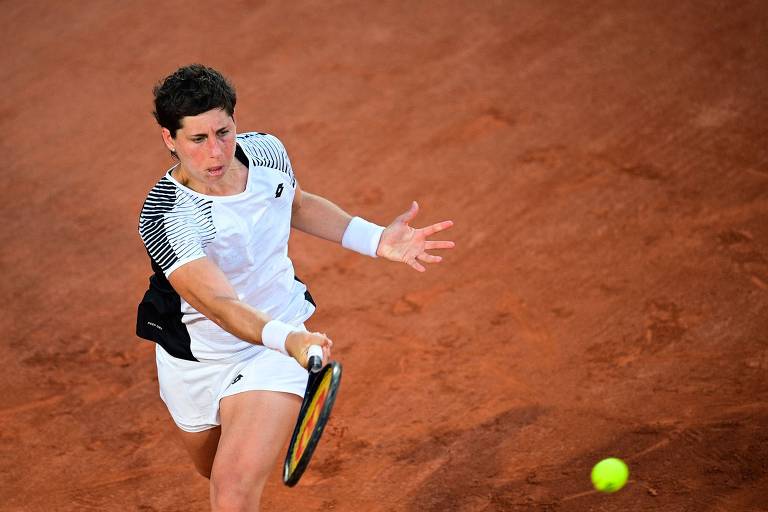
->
[238,133,296,186]
[139,177,216,273]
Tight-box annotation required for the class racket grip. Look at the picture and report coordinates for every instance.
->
[307,345,323,373]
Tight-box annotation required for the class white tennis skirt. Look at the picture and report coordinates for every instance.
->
[156,343,308,432]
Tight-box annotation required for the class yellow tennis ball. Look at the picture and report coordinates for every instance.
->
[591,457,629,493]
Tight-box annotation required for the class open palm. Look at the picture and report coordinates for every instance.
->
[376,201,455,272]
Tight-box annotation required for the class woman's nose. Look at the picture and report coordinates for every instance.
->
[208,138,223,157]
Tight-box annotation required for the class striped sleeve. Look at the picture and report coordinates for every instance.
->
[237,132,296,186]
[138,176,216,276]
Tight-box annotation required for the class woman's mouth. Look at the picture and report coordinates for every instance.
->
[207,166,224,176]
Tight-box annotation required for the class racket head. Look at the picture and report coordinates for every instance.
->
[283,361,342,486]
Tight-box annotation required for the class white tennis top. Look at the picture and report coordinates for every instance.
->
[138,132,315,361]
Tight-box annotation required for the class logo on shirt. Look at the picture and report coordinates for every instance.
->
[275,183,284,198]
[231,374,243,385]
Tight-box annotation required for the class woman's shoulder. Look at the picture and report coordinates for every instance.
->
[237,130,278,140]
[237,131,286,149]
[138,173,215,258]
[236,132,292,173]
[139,173,209,222]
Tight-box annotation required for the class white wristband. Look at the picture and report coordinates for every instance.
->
[342,216,384,257]
[261,320,296,355]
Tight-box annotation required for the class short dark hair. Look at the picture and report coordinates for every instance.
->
[152,64,236,138]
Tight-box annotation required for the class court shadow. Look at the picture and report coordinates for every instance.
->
[401,407,768,511]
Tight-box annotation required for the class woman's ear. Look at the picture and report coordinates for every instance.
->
[161,128,176,153]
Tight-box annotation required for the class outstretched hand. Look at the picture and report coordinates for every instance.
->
[376,201,455,272]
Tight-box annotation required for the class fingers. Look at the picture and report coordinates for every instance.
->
[388,203,453,272]
[395,201,419,225]
[417,253,442,264]
[297,332,333,368]
[424,240,455,251]
[322,343,332,363]
[420,220,454,237]
[403,250,446,272]
[314,333,332,361]
[316,333,332,366]
[311,332,332,348]
[409,260,426,272]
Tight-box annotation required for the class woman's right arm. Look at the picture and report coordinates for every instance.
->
[168,257,332,365]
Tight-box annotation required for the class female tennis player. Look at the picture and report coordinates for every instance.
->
[136,64,454,511]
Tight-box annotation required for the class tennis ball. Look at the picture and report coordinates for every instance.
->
[591,457,629,493]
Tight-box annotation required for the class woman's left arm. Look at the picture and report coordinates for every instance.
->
[290,183,351,243]
[291,183,455,272]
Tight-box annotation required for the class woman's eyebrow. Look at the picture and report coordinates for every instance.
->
[189,127,229,137]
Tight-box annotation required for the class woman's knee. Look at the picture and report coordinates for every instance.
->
[210,469,267,511]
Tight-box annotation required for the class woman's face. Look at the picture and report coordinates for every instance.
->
[162,108,237,185]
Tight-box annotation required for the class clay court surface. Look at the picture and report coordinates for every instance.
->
[2,1,768,510]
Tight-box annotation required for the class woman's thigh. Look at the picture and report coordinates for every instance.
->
[210,390,302,508]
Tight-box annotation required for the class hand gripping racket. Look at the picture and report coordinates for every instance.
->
[283,344,342,486]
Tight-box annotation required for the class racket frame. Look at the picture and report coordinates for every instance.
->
[282,361,342,486]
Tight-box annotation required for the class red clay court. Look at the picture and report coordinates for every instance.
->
[2,1,767,510]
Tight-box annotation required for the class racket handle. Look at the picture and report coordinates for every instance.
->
[307,344,323,373]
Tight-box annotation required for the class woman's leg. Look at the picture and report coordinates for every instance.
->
[177,426,222,479]
[209,390,302,512]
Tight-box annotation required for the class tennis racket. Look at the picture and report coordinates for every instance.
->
[283,344,342,486]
